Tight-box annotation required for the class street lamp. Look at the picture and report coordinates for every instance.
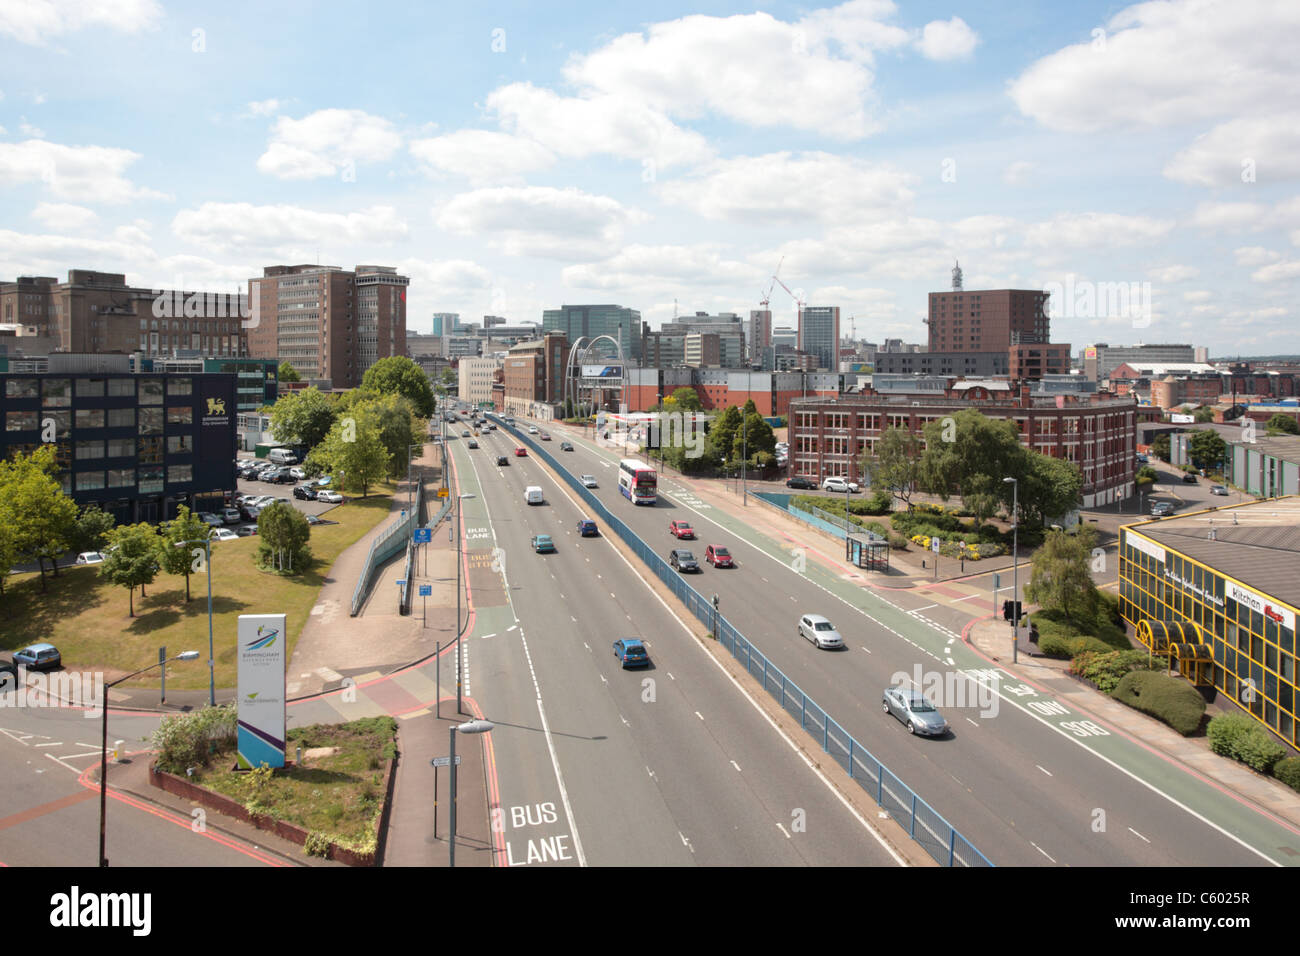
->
[100,650,200,866]
[407,442,423,513]
[448,718,494,867]
[1003,476,1019,664]
[179,536,217,707]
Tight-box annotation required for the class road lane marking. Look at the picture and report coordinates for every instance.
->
[731,760,742,773]
[776,823,791,839]
[1032,842,1057,864]
[1129,827,1150,843]
[1037,765,1053,777]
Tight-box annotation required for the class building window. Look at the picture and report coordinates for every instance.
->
[107,438,133,458]
[77,378,106,398]
[42,379,72,407]
[138,407,163,434]
[137,436,163,465]
[5,378,37,399]
[169,377,192,396]
[75,471,106,491]
[76,441,105,460]
[167,406,193,426]
[5,410,37,432]
[42,409,71,433]
[167,464,193,484]
[140,379,164,404]
[107,408,134,429]
[167,435,193,454]
[107,468,134,488]
[75,408,105,429]
[107,378,134,397]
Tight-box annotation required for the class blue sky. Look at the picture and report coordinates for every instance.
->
[1,0,1297,355]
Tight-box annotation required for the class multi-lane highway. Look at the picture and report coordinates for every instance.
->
[486,412,1300,867]
[443,425,902,866]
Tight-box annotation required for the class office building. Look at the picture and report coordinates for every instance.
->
[926,289,1050,353]
[1083,343,1195,382]
[798,306,840,371]
[458,356,501,407]
[431,313,458,337]
[543,304,641,363]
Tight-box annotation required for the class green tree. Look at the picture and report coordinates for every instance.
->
[707,406,743,464]
[669,387,703,413]
[256,502,312,573]
[269,386,337,450]
[861,426,924,508]
[357,394,424,480]
[1150,433,1171,462]
[920,409,1025,523]
[1135,465,1159,491]
[1266,414,1300,435]
[1188,429,1227,470]
[0,446,78,591]
[1025,526,1101,624]
[1020,452,1083,527]
[311,414,390,497]
[0,501,17,601]
[101,522,161,617]
[278,361,301,383]
[362,356,436,418]
[69,504,117,557]
[1193,407,1215,423]
[732,406,775,463]
[158,505,210,602]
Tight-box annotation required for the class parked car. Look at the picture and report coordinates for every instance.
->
[669,520,695,539]
[576,518,598,537]
[12,643,61,671]
[289,467,306,480]
[669,549,700,573]
[821,477,859,493]
[1182,472,1198,484]
[786,476,816,490]
[198,512,224,527]
[515,447,528,457]
[222,507,242,524]
[1211,485,1229,496]
[210,528,239,542]
[75,551,105,565]
[798,614,844,649]
[236,525,258,537]
[883,686,949,737]
[581,474,598,488]
[704,545,733,568]
[293,485,317,500]
[560,441,573,451]
[305,514,324,525]
[316,490,344,504]
[613,639,650,669]
[496,455,509,466]
[531,534,556,553]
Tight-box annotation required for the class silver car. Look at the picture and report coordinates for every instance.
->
[883,686,949,737]
[798,614,844,649]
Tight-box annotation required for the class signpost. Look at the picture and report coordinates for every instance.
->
[430,754,463,838]
[415,526,432,577]
[420,583,432,626]
[931,536,941,579]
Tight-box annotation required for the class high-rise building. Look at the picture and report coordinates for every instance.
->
[432,312,458,337]
[798,306,840,371]
[543,304,641,363]
[458,356,501,406]
[246,264,408,390]
[925,289,1050,353]
[749,309,772,366]
[1082,343,1196,381]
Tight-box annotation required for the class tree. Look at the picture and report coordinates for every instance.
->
[311,414,390,497]
[0,502,17,602]
[861,426,924,508]
[1150,433,1171,462]
[362,356,436,418]
[920,409,1025,523]
[158,506,210,602]
[1135,465,1159,491]
[256,502,312,573]
[358,393,424,479]
[278,362,301,383]
[0,446,78,591]
[1267,414,1300,435]
[1194,407,1215,423]
[707,406,743,464]
[732,407,775,463]
[669,387,703,413]
[101,523,160,617]
[70,505,116,556]
[1020,452,1083,526]
[1024,526,1101,624]
[1188,429,1227,470]
[269,386,337,450]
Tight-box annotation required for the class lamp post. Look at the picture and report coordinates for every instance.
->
[407,442,422,513]
[448,719,494,867]
[1003,476,1019,664]
[100,650,200,866]
[453,492,476,715]
[179,536,216,707]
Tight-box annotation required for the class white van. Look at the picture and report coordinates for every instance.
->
[525,485,545,505]
[269,448,299,465]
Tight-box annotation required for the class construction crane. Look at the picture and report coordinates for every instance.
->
[773,274,804,319]
[760,255,784,310]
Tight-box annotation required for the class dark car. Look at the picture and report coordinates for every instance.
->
[12,643,61,671]
[293,484,317,500]
[496,455,509,466]
[1182,472,1198,483]
[613,639,650,668]
[786,476,816,490]
[560,441,574,451]
[577,518,598,537]
[669,549,700,573]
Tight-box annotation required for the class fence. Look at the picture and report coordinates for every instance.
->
[490,413,992,867]
[351,479,434,617]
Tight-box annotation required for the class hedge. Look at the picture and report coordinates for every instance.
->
[1207,712,1288,774]
[1040,632,1115,657]
[1069,649,1159,694]
[1111,671,1206,736]
[1274,757,1300,793]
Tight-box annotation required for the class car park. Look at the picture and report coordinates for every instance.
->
[496,455,509,466]
[704,545,733,568]
[669,549,700,573]
[576,518,598,537]
[798,614,844,649]
[293,485,317,500]
[821,477,859,493]
[289,467,306,480]
[531,534,556,553]
[882,686,949,737]
[786,476,816,490]
[515,447,527,457]
[612,639,650,669]
[75,551,105,565]
[198,512,224,527]
[560,441,573,451]
[12,643,61,671]
[581,475,598,488]
[1211,485,1229,496]
[317,490,344,504]
[669,520,695,539]
[223,507,242,524]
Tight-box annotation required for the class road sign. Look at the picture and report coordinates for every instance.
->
[994,572,1002,590]
[931,537,941,553]
[431,755,462,768]
[414,527,432,543]
[396,579,406,588]
[419,584,432,596]
[438,487,449,498]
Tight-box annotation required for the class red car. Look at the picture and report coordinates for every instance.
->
[669,520,695,539]
[705,545,733,568]
[515,447,528,457]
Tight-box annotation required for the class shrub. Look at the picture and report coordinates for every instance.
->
[151,704,238,774]
[1111,671,1205,736]
[1207,712,1287,773]
[1207,712,1255,757]
[887,533,909,550]
[1070,649,1159,694]
[304,831,331,858]
[1274,757,1300,793]
[1040,632,1113,657]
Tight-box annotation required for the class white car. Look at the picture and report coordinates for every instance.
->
[210,528,239,541]
[316,490,344,504]
[528,425,539,434]
[75,551,105,565]
[289,467,306,480]
[821,477,859,494]
[798,614,844,649]
[581,475,599,488]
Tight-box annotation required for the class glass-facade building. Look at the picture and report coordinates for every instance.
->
[798,306,840,371]
[542,304,641,364]
[1119,500,1300,749]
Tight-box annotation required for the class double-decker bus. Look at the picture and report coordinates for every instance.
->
[618,458,657,505]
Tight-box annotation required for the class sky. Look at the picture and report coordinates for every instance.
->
[1,0,1297,357]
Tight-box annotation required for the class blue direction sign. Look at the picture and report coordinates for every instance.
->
[419,584,432,597]
[414,527,432,543]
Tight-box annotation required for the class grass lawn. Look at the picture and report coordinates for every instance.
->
[0,484,397,689]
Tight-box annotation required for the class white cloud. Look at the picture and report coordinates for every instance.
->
[659,152,914,226]
[1147,264,1199,282]
[1002,160,1034,185]
[486,83,712,169]
[1164,114,1300,186]
[395,257,494,293]
[436,186,646,260]
[1234,246,1281,267]
[171,202,408,252]
[31,201,97,230]
[1182,290,1213,302]
[1009,0,1300,134]
[1025,212,1174,249]
[0,228,155,276]
[246,99,283,117]
[409,130,556,185]
[19,117,44,138]
[917,16,979,61]
[0,139,168,203]
[1251,259,1300,283]
[1189,201,1267,230]
[562,244,762,290]
[0,0,162,46]
[256,109,402,180]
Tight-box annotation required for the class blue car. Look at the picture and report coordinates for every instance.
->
[12,643,61,671]
[576,518,598,537]
[531,534,556,553]
[613,639,650,668]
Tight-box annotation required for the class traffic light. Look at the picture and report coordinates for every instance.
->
[1002,600,1022,621]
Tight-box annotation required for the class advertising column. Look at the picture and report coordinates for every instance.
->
[236,613,287,769]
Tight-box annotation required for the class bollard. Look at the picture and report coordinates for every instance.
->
[296,744,303,766]
[113,739,124,762]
